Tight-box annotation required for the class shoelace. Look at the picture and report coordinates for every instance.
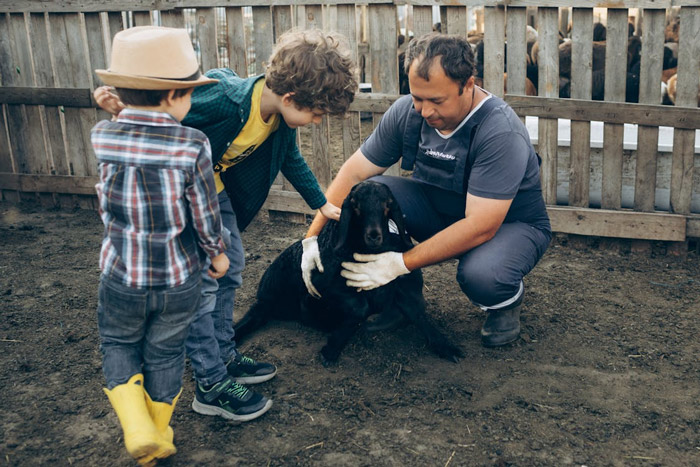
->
[225,381,249,399]
[239,355,256,365]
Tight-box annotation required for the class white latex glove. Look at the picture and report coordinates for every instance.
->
[301,236,323,298]
[341,251,410,291]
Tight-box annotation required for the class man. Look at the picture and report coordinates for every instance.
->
[300,33,551,347]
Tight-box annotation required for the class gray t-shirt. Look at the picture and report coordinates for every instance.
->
[361,94,550,230]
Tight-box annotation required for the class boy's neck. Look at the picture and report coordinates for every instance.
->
[259,84,281,123]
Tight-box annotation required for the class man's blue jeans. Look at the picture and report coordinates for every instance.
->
[185,191,245,386]
[371,175,551,309]
[97,272,200,403]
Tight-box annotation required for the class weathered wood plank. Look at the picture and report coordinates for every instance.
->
[336,3,360,162]
[272,5,293,38]
[2,14,29,178]
[670,6,700,216]
[196,8,219,71]
[634,9,664,212]
[483,5,505,97]
[132,10,151,26]
[49,13,97,177]
[9,13,49,176]
[568,7,593,207]
[505,6,526,97]
[537,7,558,204]
[601,8,627,210]
[441,6,468,36]
[160,8,184,27]
[505,95,700,128]
[0,105,13,173]
[252,6,273,74]
[548,206,686,241]
[0,0,685,14]
[0,172,97,194]
[225,7,247,77]
[411,5,433,38]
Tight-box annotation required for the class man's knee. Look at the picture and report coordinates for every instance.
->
[456,265,520,308]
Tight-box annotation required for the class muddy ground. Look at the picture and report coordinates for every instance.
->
[1,199,699,467]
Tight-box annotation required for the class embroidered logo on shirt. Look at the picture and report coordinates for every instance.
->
[425,149,456,161]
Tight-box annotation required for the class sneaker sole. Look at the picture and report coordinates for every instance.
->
[231,369,278,385]
[192,398,273,422]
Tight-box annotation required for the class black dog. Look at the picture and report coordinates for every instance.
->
[235,181,463,364]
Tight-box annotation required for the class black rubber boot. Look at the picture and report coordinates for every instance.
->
[480,303,521,347]
[365,309,407,332]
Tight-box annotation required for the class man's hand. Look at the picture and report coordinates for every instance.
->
[341,251,410,291]
[208,252,230,279]
[301,236,323,298]
[318,201,341,221]
[94,86,125,117]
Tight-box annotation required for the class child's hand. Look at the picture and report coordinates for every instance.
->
[94,86,125,117]
[208,253,230,279]
[318,201,341,221]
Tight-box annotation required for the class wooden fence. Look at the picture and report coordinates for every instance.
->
[0,1,698,244]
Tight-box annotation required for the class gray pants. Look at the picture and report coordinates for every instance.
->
[371,175,551,309]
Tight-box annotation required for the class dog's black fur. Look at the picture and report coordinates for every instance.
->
[235,180,463,364]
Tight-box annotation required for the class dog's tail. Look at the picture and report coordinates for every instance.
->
[234,301,272,341]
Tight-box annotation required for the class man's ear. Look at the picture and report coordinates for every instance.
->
[464,75,475,93]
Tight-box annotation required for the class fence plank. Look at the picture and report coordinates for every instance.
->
[634,9,664,212]
[160,8,184,27]
[441,6,467,36]
[336,4,360,162]
[537,7,558,204]
[568,7,593,207]
[601,8,627,210]
[195,8,219,71]
[505,6,526,97]
[252,6,273,74]
[132,10,151,26]
[368,4,398,174]
[670,6,700,216]
[9,13,48,177]
[411,5,433,37]
[49,13,97,177]
[272,5,293,37]
[225,8,247,76]
[483,6,505,97]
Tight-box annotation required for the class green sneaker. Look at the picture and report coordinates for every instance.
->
[192,376,272,422]
[226,354,277,384]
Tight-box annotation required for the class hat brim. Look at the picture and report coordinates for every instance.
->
[95,70,218,90]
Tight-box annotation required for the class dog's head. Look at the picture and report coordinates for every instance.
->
[335,180,413,253]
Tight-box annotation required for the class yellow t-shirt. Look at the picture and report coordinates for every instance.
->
[214,79,280,193]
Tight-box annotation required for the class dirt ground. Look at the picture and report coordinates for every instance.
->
[1,199,699,467]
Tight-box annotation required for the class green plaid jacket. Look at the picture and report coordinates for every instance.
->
[183,68,326,231]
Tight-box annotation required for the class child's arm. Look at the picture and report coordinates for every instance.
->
[280,142,340,220]
[186,138,228,264]
[209,252,230,279]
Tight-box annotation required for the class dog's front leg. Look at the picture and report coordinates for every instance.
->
[320,300,369,366]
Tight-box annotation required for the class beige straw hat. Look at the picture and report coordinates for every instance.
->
[96,26,218,90]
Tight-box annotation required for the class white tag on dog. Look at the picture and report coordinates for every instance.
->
[388,219,399,234]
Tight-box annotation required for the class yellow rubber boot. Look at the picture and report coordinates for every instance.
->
[144,388,182,444]
[103,374,175,465]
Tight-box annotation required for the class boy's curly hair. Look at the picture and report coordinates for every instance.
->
[265,29,358,116]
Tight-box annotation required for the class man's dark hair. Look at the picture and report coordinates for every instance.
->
[115,71,200,106]
[404,33,476,94]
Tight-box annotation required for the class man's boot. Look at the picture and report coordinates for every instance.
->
[103,374,175,465]
[481,302,521,347]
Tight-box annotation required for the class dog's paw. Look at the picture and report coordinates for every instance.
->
[320,346,340,367]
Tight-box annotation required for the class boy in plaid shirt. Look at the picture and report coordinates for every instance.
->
[95,29,358,422]
[92,26,227,464]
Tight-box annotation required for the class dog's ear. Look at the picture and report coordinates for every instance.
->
[334,193,356,252]
[388,197,413,249]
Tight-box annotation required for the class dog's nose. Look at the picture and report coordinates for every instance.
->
[365,229,383,246]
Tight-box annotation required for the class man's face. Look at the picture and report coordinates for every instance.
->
[408,57,473,133]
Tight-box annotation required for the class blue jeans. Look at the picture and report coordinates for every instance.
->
[97,272,200,403]
[185,191,245,386]
[372,175,551,308]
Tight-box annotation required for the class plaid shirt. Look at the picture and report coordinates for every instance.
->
[183,69,326,231]
[92,109,226,288]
